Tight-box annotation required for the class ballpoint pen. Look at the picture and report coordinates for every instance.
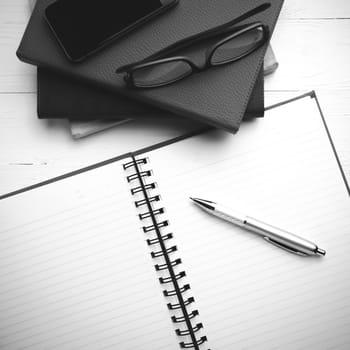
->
[190,197,326,257]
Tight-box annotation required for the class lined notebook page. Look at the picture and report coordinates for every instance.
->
[147,96,350,349]
[0,161,179,349]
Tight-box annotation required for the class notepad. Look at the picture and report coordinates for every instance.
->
[1,93,349,349]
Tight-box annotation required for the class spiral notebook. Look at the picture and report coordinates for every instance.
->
[1,93,350,349]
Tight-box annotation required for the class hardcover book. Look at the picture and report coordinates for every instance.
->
[18,0,284,132]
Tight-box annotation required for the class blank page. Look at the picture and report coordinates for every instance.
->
[0,161,179,349]
[146,95,350,349]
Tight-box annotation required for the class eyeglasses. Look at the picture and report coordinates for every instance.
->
[116,3,271,89]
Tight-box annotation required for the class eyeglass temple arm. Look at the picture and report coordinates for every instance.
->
[116,2,271,73]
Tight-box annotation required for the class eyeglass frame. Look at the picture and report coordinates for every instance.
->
[116,2,271,88]
[118,23,269,88]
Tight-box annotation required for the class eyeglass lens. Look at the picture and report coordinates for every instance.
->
[210,26,265,65]
[132,60,193,87]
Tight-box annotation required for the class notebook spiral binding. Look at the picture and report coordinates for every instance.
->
[123,156,209,350]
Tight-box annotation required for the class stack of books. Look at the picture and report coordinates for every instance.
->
[22,0,283,138]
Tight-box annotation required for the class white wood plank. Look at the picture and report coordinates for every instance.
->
[0,0,36,93]
[267,19,350,91]
[281,0,350,19]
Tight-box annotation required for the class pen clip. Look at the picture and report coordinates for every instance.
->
[263,237,308,256]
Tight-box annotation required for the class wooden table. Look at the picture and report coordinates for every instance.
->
[1,0,349,195]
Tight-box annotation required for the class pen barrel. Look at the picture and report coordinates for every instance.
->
[245,217,321,256]
[215,205,246,227]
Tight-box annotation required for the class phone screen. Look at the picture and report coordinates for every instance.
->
[45,0,172,61]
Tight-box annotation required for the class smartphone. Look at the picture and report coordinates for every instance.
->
[45,0,179,62]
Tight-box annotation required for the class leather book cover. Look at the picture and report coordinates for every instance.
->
[37,67,264,121]
[18,0,283,132]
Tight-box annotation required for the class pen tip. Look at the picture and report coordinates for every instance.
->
[316,248,326,256]
[189,197,201,204]
[189,197,215,210]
